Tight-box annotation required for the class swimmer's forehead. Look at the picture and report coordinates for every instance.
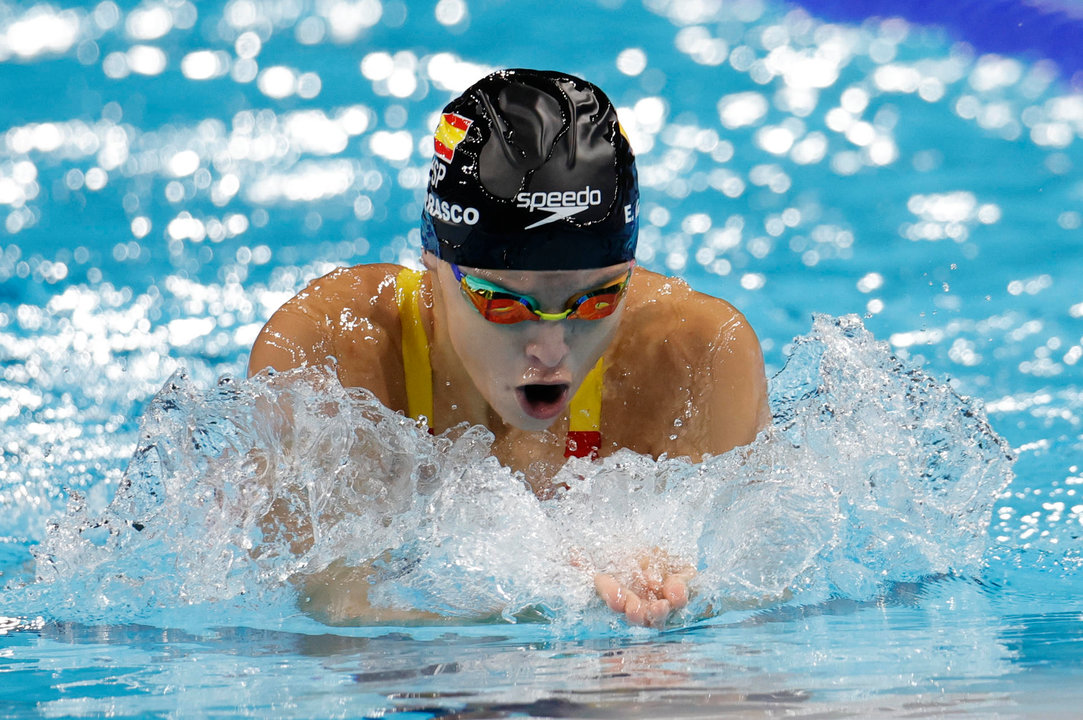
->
[455,261,632,293]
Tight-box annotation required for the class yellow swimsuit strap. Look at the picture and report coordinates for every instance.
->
[396,265,603,456]
[395,267,434,426]
[566,357,604,459]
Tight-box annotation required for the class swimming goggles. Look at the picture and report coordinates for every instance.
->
[451,264,632,324]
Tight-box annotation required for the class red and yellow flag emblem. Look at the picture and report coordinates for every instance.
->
[434,113,472,163]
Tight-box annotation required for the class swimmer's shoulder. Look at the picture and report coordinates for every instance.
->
[620,267,756,348]
[609,268,769,456]
[288,262,408,322]
[248,263,421,388]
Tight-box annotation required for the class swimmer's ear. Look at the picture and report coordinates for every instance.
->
[421,251,438,272]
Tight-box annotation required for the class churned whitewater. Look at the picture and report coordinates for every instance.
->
[5,315,1012,629]
[2,0,1081,715]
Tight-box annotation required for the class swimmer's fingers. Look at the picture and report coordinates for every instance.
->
[626,595,672,628]
[594,573,627,613]
[596,574,675,628]
[661,569,695,611]
[642,564,664,597]
[624,592,647,626]
[643,598,672,628]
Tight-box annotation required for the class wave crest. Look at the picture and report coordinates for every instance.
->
[6,315,1014,627]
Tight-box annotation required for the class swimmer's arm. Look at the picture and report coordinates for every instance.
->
[299,556,515,626]
[248,303,332,377]
[247,266,404,408]
[297,559,444,626]
[690,309,771,457]
[245,305,341,552]
[717,313,771,440]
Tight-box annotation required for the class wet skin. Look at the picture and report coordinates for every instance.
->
[249,254,770,627]
[423,256,630,434]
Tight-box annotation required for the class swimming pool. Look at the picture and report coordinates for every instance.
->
[1,0,1081,716]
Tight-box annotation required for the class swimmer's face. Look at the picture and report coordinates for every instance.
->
[425,253,631,431]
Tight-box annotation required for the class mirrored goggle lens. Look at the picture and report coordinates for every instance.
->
[465,291,539,323]
[458,269,630,323]
[567,285,628,318]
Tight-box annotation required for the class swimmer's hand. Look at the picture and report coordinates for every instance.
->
[592,550,695,628]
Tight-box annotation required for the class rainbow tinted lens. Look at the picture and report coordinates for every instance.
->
[562,281,627,320]
[465,289,538,323]
[452,265,630,324]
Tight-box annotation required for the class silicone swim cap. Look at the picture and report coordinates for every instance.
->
[421,69,639,270]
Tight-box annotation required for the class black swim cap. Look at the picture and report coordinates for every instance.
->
[421,69,639,270]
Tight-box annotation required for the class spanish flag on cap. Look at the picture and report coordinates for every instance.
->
[434,113,472,163]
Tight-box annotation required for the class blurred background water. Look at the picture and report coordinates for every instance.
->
[1,0,1082,716]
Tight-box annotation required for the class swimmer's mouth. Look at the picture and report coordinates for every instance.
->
[517,383,570,421]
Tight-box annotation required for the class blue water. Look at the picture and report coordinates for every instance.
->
[1,0,1082,717]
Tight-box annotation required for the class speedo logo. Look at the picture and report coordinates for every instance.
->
[425,192,479,226]
[516,186,604,229]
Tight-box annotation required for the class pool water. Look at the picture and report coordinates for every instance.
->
[1,0,1082,717]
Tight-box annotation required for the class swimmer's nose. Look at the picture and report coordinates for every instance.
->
[524,321,569,369]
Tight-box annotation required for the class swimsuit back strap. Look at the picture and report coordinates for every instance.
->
[395,267,434,426]
[566,357,604,459]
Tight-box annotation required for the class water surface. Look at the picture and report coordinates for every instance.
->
[1,0,1082,716]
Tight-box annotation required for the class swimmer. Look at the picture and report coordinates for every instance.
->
[249,69,770,628]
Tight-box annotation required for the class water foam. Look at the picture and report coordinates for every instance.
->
[1,315,1014,628]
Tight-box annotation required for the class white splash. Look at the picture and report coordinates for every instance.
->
[5,316,1014,628]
